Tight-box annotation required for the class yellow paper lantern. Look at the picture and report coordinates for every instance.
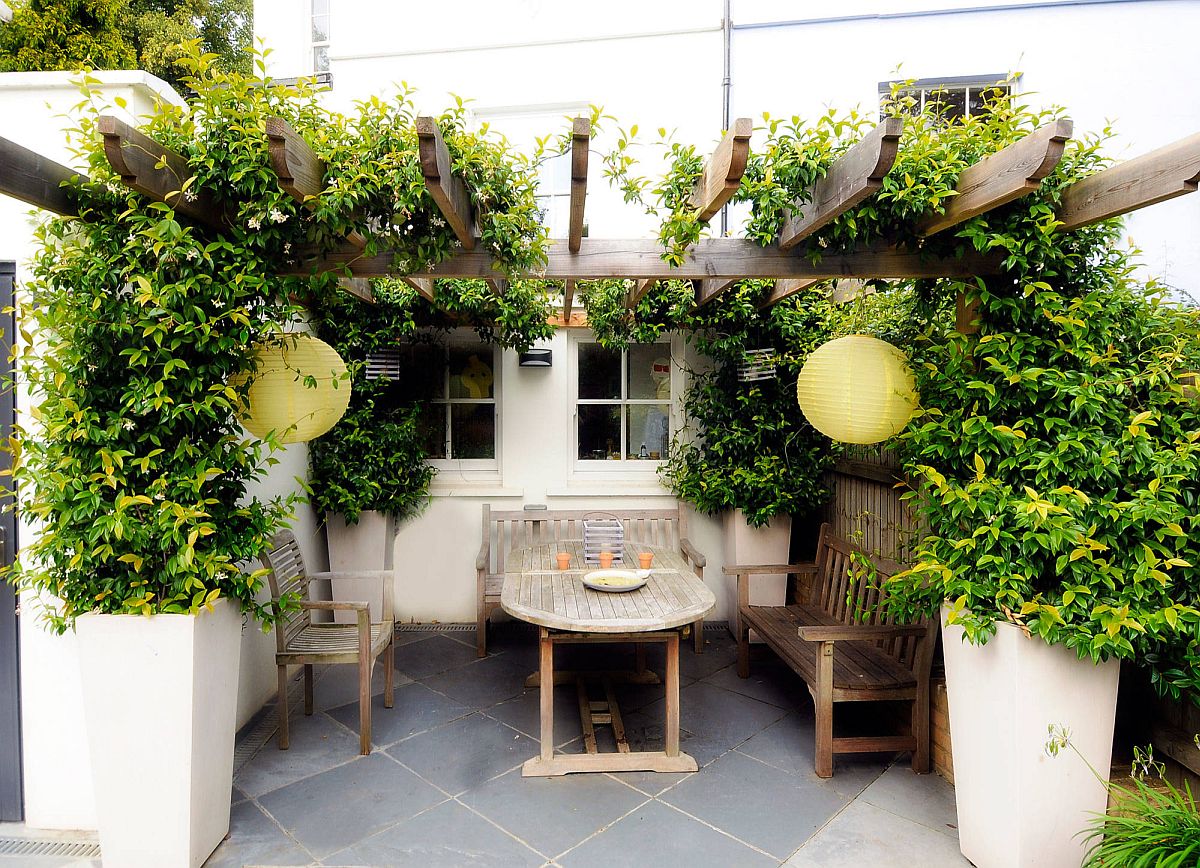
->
[796,335,918,444]
[237,334,350,444]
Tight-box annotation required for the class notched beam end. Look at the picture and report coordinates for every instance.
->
[415,115,476,251]
[569,117,591,254]
[689,117,753,223]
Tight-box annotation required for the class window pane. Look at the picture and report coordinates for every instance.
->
[627,345,670,400]
[926,87,967,121]
[579,344,620,399]
[311,14,329,42]
[400,343,445,400]
[450,404,495,459]
[578,404,621,460]
[311,0,329,16]
[628,404,670,460]
[969,85,1007,117]
[418,405,446,459]
[313,45,330,72]
[449,346,495,399]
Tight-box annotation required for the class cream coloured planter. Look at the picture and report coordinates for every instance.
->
[942,609,1119,868]
[722,510,791,637]
[76,598,241,868]
[326,511,392,623]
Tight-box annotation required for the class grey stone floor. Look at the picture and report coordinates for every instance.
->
[208,626,968,867]
[0,626,968,867]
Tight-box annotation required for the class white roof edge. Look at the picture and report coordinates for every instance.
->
[0,69,186,107]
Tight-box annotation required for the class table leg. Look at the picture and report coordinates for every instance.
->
[665,630,680,757]
[539,627,553,762]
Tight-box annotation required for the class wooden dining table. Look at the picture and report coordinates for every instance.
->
[501,540,716,777]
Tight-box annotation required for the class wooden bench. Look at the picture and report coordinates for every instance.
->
[726,522,935,778]
[476,505,707,657]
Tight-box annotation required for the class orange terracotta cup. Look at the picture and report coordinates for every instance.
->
[638,552,653,570]
[599,551,614,569]
[556,551,571,571]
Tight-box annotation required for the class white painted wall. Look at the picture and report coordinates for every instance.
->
[0,71,323,829]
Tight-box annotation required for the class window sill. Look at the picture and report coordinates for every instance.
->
[548,479,674,498]
[428,482,524,498]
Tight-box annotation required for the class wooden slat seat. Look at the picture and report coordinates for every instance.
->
[726,522,935,778]
[476,505,707,657]
[278,622,394,663]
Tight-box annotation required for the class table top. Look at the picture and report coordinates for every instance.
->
[501,541,716,634]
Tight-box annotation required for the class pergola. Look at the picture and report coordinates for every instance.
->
[2,110,1199,326]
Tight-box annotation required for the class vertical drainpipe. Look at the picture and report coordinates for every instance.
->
[720,0,732,237]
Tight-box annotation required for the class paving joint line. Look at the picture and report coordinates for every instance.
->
[646,795,781,862]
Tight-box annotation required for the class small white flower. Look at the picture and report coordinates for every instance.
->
[453,240,462,249]
[122,419,135,431]
[126,232,137,245]
[395,259,410,272]
[270,208,287,224]
[107,182,123,196]
[185,249,199,261]
[247,215,262,231]
[283,242,292,254]
[431,216,446,228]
[184,190,197,203]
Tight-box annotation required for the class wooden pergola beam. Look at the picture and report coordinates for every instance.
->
[98,115,224,230]
[695,278,737,306]
[291,238,1004,280]
[759,278,823,308]
[779,117,903,251]
[265,117,367,249]
[416,116,475,250]
[918,118,1073,236]
[337,277,375,303]
[486,278,508,295]
[1057,132,1200,231]
[689,117,753,223]
[401,276,436,303]
[0,135,84,216]
[628,279,656,307]
[562,279,576,322]
[569,117,590,253]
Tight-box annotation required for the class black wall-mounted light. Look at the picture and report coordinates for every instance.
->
[518,348,552,367]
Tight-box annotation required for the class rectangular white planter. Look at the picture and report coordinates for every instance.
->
[723,510,791,639]
[942,612,1119,868]
[76,598,242,868]
[326,511,391,623]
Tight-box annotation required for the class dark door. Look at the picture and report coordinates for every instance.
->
[0,261,21,820]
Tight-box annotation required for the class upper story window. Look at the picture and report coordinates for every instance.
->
[311,0,330,74]
[576,341,672,466]
[535,151,572,237]
[879,75,1014,122]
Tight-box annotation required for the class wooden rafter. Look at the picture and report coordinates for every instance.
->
[338,277,375,303]
[917,118,1073,236]
[628,279,656,307]
[401,276,436,303]
[759,278,823,309]
[779,117,903,251]
[0,135,84,216]
[569,117,590,253]
[829,279,874,305]
[293,238,1004,280]
[689,117,753,223]
[562,279,576,322]
[695,278,737,306]
[487,278,508,295]
[98,115,224,230]
[265,117,366,248]
[415,116,475,250]
[1057,132,1200,231]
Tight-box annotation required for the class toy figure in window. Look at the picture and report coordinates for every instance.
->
[457,354,493,399]
[642,357,671,458]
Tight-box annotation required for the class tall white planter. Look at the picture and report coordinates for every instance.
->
[942,610,1119,868]
[76,599,241,868]
[723,510,791,635]
[326,511,392,623]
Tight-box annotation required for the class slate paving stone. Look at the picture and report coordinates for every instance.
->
[203,799,312,868]
[327,681,471,749]
[387,712,538,795]
[234,711,360,798]
[662,750,850,860]
[460,767,647,859]
[783,798,969,867]
[604,768,693,797]
[558,798,775,868]
[626,681,789,767]
[484,686,583,747]
[392,634,481,680]
[858,763,960,837]
[420,653,530,710]
[231,782,247,805]
[257,753,445,859]
[330,799,544,867]
[701,659,804,709]
[297,661,412,714]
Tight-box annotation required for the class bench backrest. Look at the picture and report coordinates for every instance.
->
[808,522,933,674]
[481,505,685,576]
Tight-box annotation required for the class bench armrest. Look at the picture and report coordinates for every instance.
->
[299,600,367,612]
[679,537,706,569]
[796,624,929,642]
[723,563,816,576]
[309,570,394,622]
[476,538,490,572]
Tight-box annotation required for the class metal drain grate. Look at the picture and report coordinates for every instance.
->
[396,622,474,632]
[0,837,101,859]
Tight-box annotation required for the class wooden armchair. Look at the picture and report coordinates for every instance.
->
[261,530,395,755]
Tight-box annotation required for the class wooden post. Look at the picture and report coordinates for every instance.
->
[568,117,590,253]
[664,631,681,757]
[815,641,834,777]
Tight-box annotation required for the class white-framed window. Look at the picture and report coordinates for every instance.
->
[573,339,673,468]
[311,0,330,74]
[535,150,572,237]
[879,74,1015,122]
[401,337,500,469]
